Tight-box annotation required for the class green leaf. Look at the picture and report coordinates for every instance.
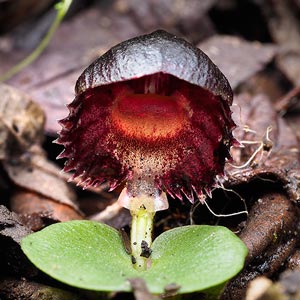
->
[22,221,133,291]
[21,221,247,295]
[146,225,247,294]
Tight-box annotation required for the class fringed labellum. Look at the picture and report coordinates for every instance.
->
[57,30,235,269]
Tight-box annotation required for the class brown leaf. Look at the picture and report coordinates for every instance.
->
[199,36,277,89]
[0,205,31,244]
[0,7,141,134]
[11,189,83,231]
[261,1,300,86]
[0,205,37,277]
[222,193,300,300]
[115,0,217,42]
[275,86,300,114]
[0,83,45,160]
[225,93,300,201]
[3,147,79,211]
[277,51,300,87]
[221,92,300,299]
[239,193,298,264]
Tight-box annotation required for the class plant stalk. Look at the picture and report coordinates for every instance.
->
[0,0,72,82]
[130,208,155,271]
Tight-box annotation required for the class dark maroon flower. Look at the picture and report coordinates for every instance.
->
[57,30,235,211]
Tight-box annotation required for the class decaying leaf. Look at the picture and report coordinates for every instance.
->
[0,84,79,216]
[11,189,83,231]
[260,1,300,86]
[3,150,79,211]
[0,205,37,277]
[0,83,45,160]
[225,93,300,201]
[0,4,299,300]
[115,0,217,42]
[240,193,298,265]
[222,193,300,300]
[0,7,141,134]
[217,88,300,299]
[0,205,31,244]
[199,36,277,89]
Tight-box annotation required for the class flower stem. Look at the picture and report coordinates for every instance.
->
[130,207,154,271]
[0,0,72,82]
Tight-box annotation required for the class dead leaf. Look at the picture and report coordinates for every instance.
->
[199,35,277,89]
[239,193,298,263]
[225,93,300,201]
[0,205,37,277]
[11,189,83,231]
[0,7,141,134]
[3,147,79,211]
[260,1,300,86]
[222,193,300,300]
[115,0,217,42]
[0,83,45,160]
[0,205,31,244]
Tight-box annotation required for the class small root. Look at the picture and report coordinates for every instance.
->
[190,186,248,224]
[229,125,273,170]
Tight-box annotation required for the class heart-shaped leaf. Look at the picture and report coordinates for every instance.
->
[21,221,247,295]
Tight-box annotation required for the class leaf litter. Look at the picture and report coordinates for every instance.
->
[0,1,300,300]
